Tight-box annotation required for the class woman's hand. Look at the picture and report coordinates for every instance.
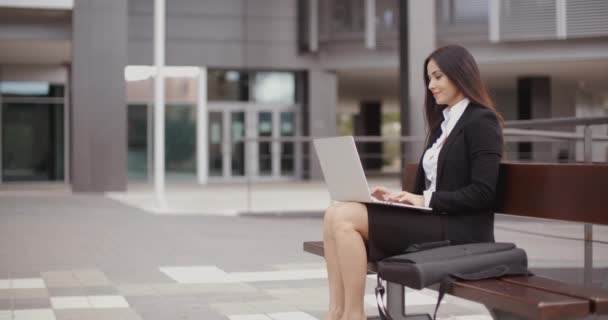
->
[370,186,392,201]
[386,191,425,207]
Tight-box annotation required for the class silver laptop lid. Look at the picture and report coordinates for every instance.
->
[313,136,373,203]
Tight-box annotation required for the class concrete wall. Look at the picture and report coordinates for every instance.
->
[71,0,127,191]
[308,69,337,179]
[406,0,436,159]
[127,0,316,69]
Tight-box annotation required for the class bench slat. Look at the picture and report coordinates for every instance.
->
[303,240,600,319]
[502,276,608,314]
[452,279,590,320]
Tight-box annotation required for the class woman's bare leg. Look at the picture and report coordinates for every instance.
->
[323,204,345,320]
[332,202,369,320]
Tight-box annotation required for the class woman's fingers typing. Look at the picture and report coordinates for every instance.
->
[370,186,391,200]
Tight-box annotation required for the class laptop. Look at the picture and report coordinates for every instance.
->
[313,136,432,212]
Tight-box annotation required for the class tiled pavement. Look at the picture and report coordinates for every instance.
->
[0,264,494,320]
[1,186,607,319]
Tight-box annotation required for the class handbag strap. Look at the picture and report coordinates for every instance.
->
[375,275,393,320]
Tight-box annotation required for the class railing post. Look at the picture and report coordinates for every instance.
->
[583,125,593,286]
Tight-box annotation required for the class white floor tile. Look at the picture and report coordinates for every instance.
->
[0,310,11,320]
[161,266,327,284]
[13,309,56,320]
[229,314,273,320]
[50,296,90,309]
[365,290,439,308]
[268,311,318,320]
[11,278,46,289]
[160,266,237,284]
[88,295,129,308]
[232,269,327,282]
[0,278,46,289]
[364,294,378,307]
[406,291,440,306]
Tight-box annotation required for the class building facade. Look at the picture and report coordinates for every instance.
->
[0,0,606,191]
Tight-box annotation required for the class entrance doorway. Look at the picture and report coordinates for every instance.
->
[0,79,66,183]
[207,102,300,181]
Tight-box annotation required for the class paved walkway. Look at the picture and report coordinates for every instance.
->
[1,181,607,319]
[107,178,401,216]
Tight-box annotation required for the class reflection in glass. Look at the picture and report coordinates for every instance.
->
[165,77,198,103]
[127,104,148,181]
[208,112,223,176]
[2,103,64,181]
[258,112,273,176]
[280,112,295,176]
[0,82,64,97]
[330,0,365,35]
[376,0,399,34]
[208,70,245,101]
[231,112,245,176]
[251,72,295,104]
[165,105,196,176]
[453,0,488,22]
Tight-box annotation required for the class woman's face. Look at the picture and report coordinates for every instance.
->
[427,59,464,107]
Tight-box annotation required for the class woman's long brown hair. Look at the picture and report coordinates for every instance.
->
[423,45,504,142]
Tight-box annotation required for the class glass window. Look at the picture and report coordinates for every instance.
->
[330,0,365,35]
[208,70,246,101]
[126,79,151,103]
[208,112,223,177]
[258,112,273,176]
[165,76,198,104]
[251,72,296,104]
[0,82,64,98]
[165,104,196,175]
[376,0,399,34]
[280,112,295,176]
[452,0,488,22]
[231,112,246,176]
[127,104,148,181]
[2,103,64,181]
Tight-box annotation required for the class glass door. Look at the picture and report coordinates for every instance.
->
[207,103,300,181]
[1,82,66,182]
[257,111,273,176]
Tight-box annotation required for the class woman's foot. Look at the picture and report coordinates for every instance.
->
[324,308,343,320]
[339,312,365,320]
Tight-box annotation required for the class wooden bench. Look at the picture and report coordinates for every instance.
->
[303,162,608,320]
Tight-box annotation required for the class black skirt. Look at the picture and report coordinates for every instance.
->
[366,203,445,262]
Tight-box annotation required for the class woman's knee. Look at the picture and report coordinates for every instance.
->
[332,202,368,234]
[324,203,341,229]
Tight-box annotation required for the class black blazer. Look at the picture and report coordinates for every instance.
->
[413,102,503,244]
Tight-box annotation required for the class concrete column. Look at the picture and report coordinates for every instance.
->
[517,77,551,161]
[71,0,127,191]
[308,69,337,180]
[405,0,436,161]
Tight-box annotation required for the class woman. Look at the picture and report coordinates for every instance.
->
[322,45,504,320]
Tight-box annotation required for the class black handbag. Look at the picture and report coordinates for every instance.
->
[374,241,531,320]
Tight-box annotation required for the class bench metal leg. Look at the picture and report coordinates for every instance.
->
[584,223,593,286]
[375,282,430,320]
[489,308,527,320]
